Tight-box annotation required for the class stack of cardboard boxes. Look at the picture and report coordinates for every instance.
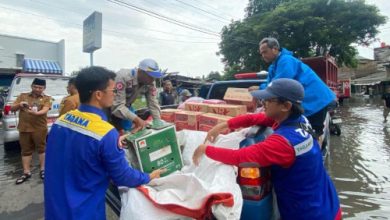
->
[174,111,204,131]
[223,88,256,112]
[160,87,254,133]
[198,113,232,134]
[160,109,182,123]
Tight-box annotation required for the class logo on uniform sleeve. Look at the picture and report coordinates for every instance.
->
[116,82,124,90]
[150,87,157,96]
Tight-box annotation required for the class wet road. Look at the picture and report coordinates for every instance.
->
[327,97,390,219]
[0,142,44,220]
[0,97,390,219]
[0,138,117,220]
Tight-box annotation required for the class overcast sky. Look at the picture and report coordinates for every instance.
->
[0,0,389,77]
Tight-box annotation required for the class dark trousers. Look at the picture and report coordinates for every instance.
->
[307,106,328,136]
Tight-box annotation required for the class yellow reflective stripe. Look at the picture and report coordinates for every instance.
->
[58,109,113,137]
[55,120,104,141]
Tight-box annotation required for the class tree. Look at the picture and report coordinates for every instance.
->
[218,0,386,74]
[245,0,292,17]
[218,20,264,75]
[206,71,222,81]
[222,64,243,80]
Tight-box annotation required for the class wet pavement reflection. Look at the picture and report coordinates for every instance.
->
[327,97,390,219]
[0,97,390,219]
[0,144,44,220]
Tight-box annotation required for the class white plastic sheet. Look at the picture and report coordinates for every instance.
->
[119,129,249,220]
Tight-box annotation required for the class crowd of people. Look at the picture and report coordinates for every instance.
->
[10,37,345,219]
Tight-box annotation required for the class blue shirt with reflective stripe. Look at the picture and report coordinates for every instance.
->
[272,116,340,219]
[260,48,336,116]
[44,105,150,220]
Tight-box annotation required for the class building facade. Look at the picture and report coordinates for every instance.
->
[0,34,65,86]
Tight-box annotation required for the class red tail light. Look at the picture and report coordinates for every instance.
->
[3,104,11,115]
[234,73,258,79]
[237,163,272,200]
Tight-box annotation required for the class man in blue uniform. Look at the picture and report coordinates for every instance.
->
[253,37,336,137]
[44,66,165,220]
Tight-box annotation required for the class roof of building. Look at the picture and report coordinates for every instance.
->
[352,71,390,85]
[0,33,62,44]
[356,55,373,61]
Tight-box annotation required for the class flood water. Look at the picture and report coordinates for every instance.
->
[0,96,390,219]
[327,97,390,219]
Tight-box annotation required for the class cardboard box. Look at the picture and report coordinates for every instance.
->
[161,109,182,123]
[126,125,183,177]
[174,111,204,131]
[199,113,232,134]
[203,99,226,105]
[184,102,209,112]
[207,104,247,117]
[226,100,256,112]
[224,87,256,112]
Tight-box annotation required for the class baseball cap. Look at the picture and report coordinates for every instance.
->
[138,58,165,78]
[251,78,304,103]
[180,89,192,97]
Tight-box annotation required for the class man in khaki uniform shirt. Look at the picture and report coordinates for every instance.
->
[59,77,79,116]
[11,78,51,184]
[111,58,164,133]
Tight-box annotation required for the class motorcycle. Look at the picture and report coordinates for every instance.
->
[329,105,342,136]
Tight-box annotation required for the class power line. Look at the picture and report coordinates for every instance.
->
[189,0,236,19]
[106,0,221,37]
[0,5,219,44]
[106,0,258,45]
[0,3,259,46]
[139,0,228,25]
[103,29,219,43]
[172,0,231,23]
[29,0,220,40]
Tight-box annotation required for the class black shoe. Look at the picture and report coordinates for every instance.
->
[16,173,32,184]
[39,170,45,180]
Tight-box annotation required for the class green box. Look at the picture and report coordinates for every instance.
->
[126,124,183,177]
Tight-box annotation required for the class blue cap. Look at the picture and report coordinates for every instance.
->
[138,58,165,78]
[251,78,304,103]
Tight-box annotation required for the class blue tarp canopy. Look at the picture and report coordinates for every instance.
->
[23,59,62,74]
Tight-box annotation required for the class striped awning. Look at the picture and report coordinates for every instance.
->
[23,59,62,74]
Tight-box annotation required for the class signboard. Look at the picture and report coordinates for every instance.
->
[83,11,102,53]
[338,79,351,98]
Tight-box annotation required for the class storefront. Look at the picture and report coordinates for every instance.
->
[0,34,65,87]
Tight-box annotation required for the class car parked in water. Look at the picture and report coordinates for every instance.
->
[2,73,69,150]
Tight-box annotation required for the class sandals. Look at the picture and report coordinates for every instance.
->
[39,170,45,180]
[15,173,32,184]
[15,170,44,184]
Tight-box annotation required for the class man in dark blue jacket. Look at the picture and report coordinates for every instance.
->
[256,37,336,137]
[44,66,165,220]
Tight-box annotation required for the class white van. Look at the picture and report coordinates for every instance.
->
[2,73,69,150]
